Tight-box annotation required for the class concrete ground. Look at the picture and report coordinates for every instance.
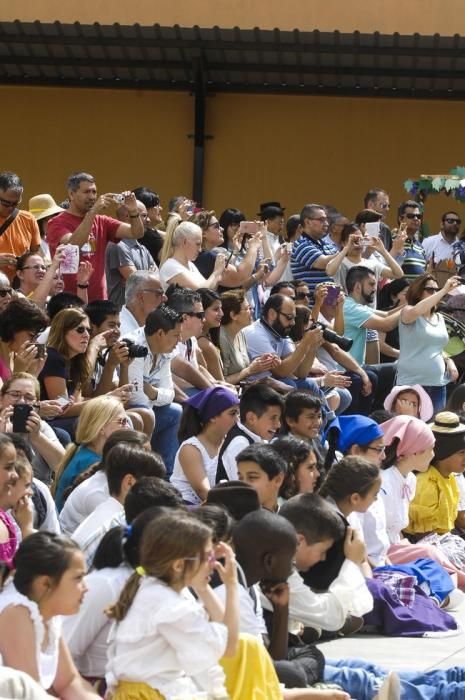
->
[318,605,465,673]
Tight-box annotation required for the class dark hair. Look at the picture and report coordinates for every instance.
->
[47,292,85,320]
[13,532,80,595]
[105,443,166,496]
[406,273,437,306]
[220,289,247,325]
[0,298,48,342]
[284,390,322,428]
[194,504,234,544]
[300,203,325,225]
[47,308,92,389]
[123,476,184,524]
[269,281,295,296]
[398,200,422,220]
[7,432,33,463]
[93,506,168,570]
[340,222,360,245]
[107,512,211,621]
[289,304,311,343]
[346,265,376,294]
[377,278,409,311]
[66,172,95,192]
[165,285,201,313]
[319,455,380,500]
[233,509,297,573]
[198,288,221,346]
[447,384,465,413]
[260,205,284,222]
[218,208,246,249]
[0,172,22,192]
[85,300,119,328]
[132,186,160,209]
[354,210,383,226]
[280,493,345,544]
[286,214,301,239]
[369,409,396,425]
[363,188,387,208]
[381,438,401,470]
[236,443,287,479]
[272,436,320,499]
[442,210,460,222]
[145,305,182,336]
[262,293,286,318]
[240,383,283,423]
[0,434,15,460]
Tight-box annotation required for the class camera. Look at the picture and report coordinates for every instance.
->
[311,322,353,352]
[113,194,125,204]
[123,339,148,358]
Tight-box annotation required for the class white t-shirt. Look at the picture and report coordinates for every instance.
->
[71,496,123,562]
[159,258,206,290]
[63,565,131,678]
[380,466,417,545]
[170,436,218,505]
[59,471,108,535]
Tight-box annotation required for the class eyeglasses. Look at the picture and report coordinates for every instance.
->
[279,311,296,321]
[209,222,221,229]
[0,196,21,208]
[184,551,217,565]
[73,325,91,335]
[378,203,390,210]
[424,287,439,294]
[296,292,311,300]
[185,311,205,320]
[0,288,12,297]
[309,217,328,222]
[367,445,385,454]
[404,213,422,220]
[21,264,47,271]
[112,416,130,426]
[4,391,37,404]
[141,288,164,296]
[444,218,461,225]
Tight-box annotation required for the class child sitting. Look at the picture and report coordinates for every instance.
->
[236,443,287,512]
[273,436,321,499]
[283,391,326,464]
[170,386,240,505]
[216,384,283,482]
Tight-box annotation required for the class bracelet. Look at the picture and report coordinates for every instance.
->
[77,283,89,288]
[129,213,140,218]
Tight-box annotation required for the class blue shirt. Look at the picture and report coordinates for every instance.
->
[243,319,294,380]
[55,446,101,511]
[290,234,337,293]
[401,238,427,280]
[342,297,374,365]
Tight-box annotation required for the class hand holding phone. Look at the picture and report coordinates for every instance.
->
[12,404,33,433]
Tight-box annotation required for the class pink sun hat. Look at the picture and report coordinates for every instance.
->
[384,384,434,422]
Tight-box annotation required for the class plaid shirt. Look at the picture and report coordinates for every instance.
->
[373,570,417,608]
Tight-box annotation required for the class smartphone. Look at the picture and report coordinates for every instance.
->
[324,285,341,306]
[239,221,260,235]
[365,222,381,238]
[12,404,33,433]
[34,343,46,359]
[55,395,70,408]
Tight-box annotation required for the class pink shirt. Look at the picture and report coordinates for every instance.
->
[47,212,120,301]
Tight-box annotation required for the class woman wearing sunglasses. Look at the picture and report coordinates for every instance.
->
[396,273,461,413]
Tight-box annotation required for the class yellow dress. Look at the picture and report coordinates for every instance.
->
[407,465,459,535]
[220,633,282,700]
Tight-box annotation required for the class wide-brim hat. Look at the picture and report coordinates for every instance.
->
[384,385,434,422]
[205,480,260,521]
[29,194,64,221]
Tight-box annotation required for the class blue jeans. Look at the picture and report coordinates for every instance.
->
[422,385,446,414]
[326,658,465,699]
[151,403,182,477]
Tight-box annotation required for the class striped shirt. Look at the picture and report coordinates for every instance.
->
[290,234,337,293]
[401,238,427,280]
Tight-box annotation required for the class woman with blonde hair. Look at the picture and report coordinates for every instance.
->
[159,220,226,290]
[52,395,130,510]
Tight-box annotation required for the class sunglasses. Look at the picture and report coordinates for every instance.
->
[0,288,12,297]
[296,292,311,300]
[184,311,205,320]
[73,325,91,334]
[424,287,439,294]
[0,196,21,208]
[404,213,422,220]
[444,218,461,225]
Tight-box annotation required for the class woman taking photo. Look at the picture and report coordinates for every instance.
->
[0,531,99,698]
[0,298,48,385]
[159,221,226,290]
[396,273,461,412]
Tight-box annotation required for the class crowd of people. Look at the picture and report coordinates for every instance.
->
[1,170,465,698]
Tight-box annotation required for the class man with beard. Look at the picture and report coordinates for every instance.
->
[242,294,324,395]
[344,266,402,366]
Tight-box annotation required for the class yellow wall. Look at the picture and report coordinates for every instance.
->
[5,0,465,35]
[5,84,465,231]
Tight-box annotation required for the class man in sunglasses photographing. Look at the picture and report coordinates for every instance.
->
[395,200,427,281]
[0,172,41,283]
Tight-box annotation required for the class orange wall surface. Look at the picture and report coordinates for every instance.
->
[4,84,465,231]
[4,0,465,35]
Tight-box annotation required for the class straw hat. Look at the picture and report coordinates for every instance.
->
[28,194,63,221]
[430,412,465,461]
[429,411,465,434]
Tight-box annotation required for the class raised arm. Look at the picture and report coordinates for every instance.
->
[401,275,461,324]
